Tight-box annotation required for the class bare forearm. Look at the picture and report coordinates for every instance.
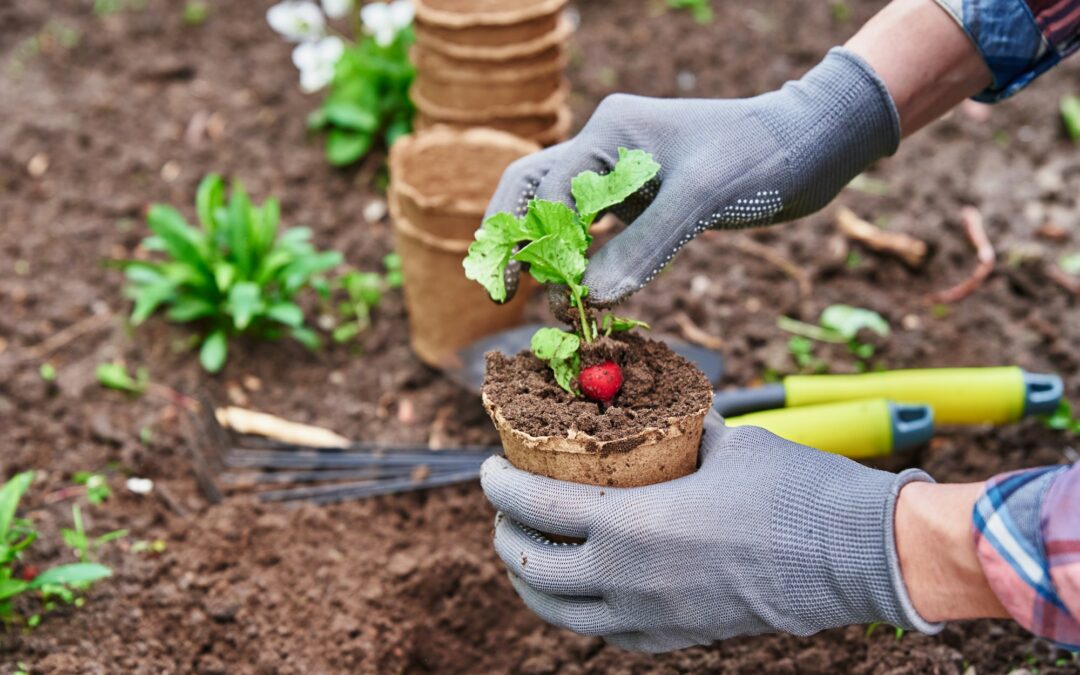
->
[895,481,1008,622]
[846,0,991,136]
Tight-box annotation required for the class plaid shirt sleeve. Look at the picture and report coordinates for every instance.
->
[973,463,1080,650]
[934,0,1080,101]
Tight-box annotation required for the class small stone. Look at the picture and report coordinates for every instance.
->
[690,274,711,297]
[676,70,697,92]
[901,314,922,331]
[329,370,345,386]
[160,160,181,182]
[744,297,762,313]
[242,375,262,391]
[363,199,387,223]
[126,477,154,495]
[386,551,417,578]
[27,153,49,177]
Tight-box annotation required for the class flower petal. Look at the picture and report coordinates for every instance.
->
[267,0,326,42]
[321,0,354,19]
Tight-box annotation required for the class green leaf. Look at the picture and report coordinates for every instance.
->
[130,280,176,325]
[819,305,891,340]
[523,199,589,251]
[512,234,587,291]
[463,212,532,303]
[333,322,360,343]
[290,326,321,350]
[96,363,147,394]
[29,563,112,589]
[226,182,254,277]
[571,148,660,224]
[601,315,650,335]
[326,129,373,166]
[146,205,211,278]
[195,174,225,232]
[228,282,263,331]
[530,328,581,393]
[165,296,217,322]
[265,302,303,327]
[1045,400,1074,431]
[199,330,228,373]
[0,472,33,542]
[1061,95,1080,142]
[323,100,378,131]
[0,578,29,602]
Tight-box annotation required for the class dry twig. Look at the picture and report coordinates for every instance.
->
[730,235,812,298]
[927,206,995,303]
[673,312,725,351]
[17,312,112,362]
[835,207,927,267]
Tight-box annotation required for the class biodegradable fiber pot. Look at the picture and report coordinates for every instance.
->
[411,43,567,109]
[481,335,714,488]
[388,127,539,367]
[413,0,569,53]
[414,105,570,146]
[414,13,573,62]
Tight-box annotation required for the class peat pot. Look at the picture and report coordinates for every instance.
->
[481,339,713,488]
[413,0,569,58]
[388,127,539,367]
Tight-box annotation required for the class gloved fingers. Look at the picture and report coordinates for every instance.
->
[480,455,599,539]
[533,142,615,209]
[507,571,616,637]
[493,514,596,596]
[582,183,708,304]
[545,284,577,323]
[697,410,730,467]
[485,146,559,220]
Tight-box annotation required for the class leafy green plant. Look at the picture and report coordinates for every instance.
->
[666,0,714,23]
[61,504,127,564]
[779,304,891,373]
[1043,400,1080,434]
[121,174,342,372]
[308,26,415,166]
[0,472,112,625]
[38,363,56,383]
[330,253,403,343]
[182,0,210,25]
[96,362,148,395]
[465,148,659,394]
[72,473,111,505]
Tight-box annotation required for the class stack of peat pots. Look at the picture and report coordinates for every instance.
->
[409,0,572,146]
[388,127,538,368]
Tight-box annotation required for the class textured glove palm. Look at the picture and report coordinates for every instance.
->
[480,413,940,653]
[487,47,900,304]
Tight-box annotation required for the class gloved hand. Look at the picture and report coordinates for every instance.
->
[479,412,941,653]
[487,47,900,305]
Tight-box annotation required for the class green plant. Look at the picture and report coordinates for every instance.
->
[72,473,111,505]
[61,504,127,564]
[38,363,56,382]
[330,253,403,343]
[306,25,414,166]
[183,0,210,25]
[1060,252,1080,275]
[666,0,714,23]
[1061,95,1080,142]
[96,362,148,395]
[121,174,342,372]
[465,148,658,394]
[1043,400,1080,434]
[779,304,891,372]
[0,472,112,625]
[93,0,147,15]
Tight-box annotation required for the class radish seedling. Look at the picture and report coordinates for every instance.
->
[61,504,127,564]
[120,174,343,372]
[466,148,659,398]
[779,304,890,373]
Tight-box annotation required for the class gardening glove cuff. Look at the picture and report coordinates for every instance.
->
[773,461,943,636]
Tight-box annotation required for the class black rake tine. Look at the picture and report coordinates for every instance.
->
[258,468,483,504]
[231,438,498,455]
[218,467,412,487]
[223,450,493,470]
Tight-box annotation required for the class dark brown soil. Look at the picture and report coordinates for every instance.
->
[2,0,1080,673]
[484,333,712,440]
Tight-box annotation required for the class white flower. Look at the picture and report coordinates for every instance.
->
[292,35,345,92]
[267,0,326,42]
[361,0,413,47]
[321,0,355,19]
[126,477,154,495]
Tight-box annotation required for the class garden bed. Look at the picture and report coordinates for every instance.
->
[1,0,1079,672]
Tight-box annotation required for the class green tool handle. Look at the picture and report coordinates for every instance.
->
[726,398,934,459]
[784,367,1062,425]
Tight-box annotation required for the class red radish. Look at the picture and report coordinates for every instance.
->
[579,361,623,403]
[20,564,39,582]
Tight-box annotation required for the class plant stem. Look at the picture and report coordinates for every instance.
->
[572,290,592,343]
[776,315,847,344]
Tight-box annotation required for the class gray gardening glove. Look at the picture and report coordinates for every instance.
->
[488,47,900,305]
[479,412,941,653]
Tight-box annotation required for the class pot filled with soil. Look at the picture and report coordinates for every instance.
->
[413,0,569,55]
[465,147,711,488]
[389,127,539,367]
[483,334,713,486]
